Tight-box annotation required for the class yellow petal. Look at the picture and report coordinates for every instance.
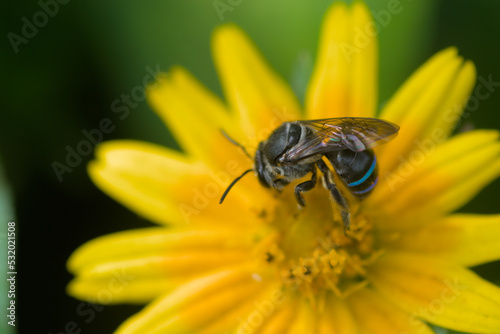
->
[67,277,171,305]
[368,130,500,228]
[389,141,500,222]
[379,47,457,123]
[377,48,476,175]
[379,214,500,267]
[147,66,236,167]
[347,288,434,334]
[115,268,271,333]
[284,299,317,333]
[67,227,257,273]
[369,252,500,333]
[246,295,359,334]
[318,296,358,334]
[67,227,260,303]
[258,300,297,334]
[88,140,199,225]
[306,2,377,119]
[233,289,291,334]
[199,284,284,334]
[421,60,476,139]
[212,24,301,148]
[88,140,273,226]
[370,130,499,204]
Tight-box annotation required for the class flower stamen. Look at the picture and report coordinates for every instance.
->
[262,201,379,301]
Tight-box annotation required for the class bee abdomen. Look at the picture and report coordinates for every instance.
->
[346,157,378,198]
[328,150,379,199]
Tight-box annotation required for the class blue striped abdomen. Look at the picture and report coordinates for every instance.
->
[326,149,378,199]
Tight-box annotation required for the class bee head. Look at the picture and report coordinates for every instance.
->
[219,123,302,204]
[262,122,301,164]
[254,142,271,188]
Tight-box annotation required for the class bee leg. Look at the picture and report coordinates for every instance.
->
[294,167,317,207]
[272,178,289,192]
[316,160,351,231]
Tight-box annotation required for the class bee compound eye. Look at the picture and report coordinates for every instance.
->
[264,125,289,162]
[286,123,301,149]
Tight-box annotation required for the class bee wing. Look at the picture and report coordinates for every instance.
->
[281,117,399,163]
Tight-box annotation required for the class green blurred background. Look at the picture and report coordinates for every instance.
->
[2,0,500,333]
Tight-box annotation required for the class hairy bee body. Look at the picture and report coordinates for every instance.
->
[221,117,399,230]
[254,122,316,190]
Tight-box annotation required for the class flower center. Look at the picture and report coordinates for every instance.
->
[258,188,380,302]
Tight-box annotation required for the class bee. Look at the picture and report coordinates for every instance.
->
[220,117,400,230]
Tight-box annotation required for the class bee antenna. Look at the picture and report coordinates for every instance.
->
[219,169,253,204]
[220,129,252,159]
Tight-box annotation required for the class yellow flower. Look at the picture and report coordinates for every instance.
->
[67,2,500,333]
